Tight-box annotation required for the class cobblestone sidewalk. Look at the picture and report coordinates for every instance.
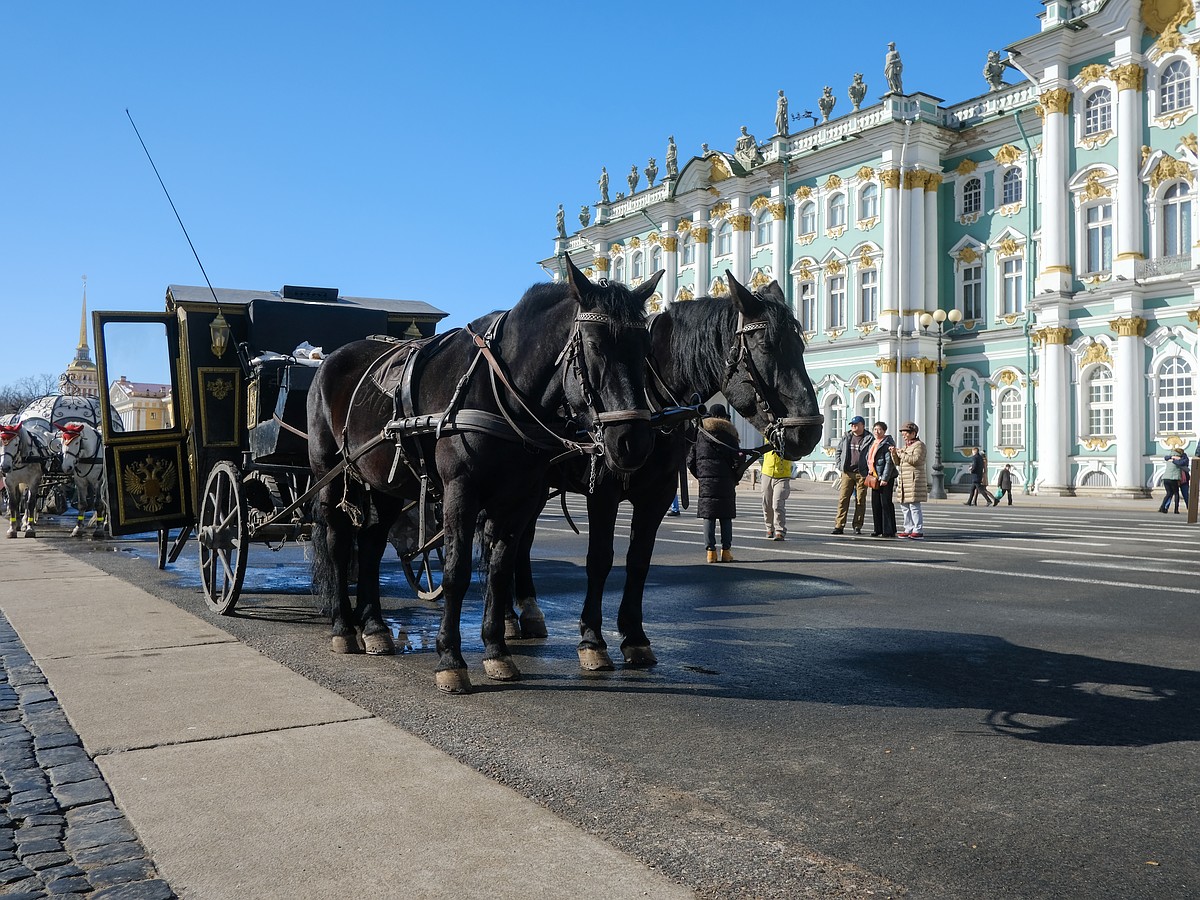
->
[0,614,174,899]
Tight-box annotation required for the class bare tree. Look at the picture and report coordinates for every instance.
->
[0,374,59,415]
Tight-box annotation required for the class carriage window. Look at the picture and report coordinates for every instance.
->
[100,322,175,433]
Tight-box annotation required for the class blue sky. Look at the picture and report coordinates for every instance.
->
[2,2,1041,384]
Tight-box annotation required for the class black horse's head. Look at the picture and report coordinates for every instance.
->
[560,256,657,474]
[722,271,823,460]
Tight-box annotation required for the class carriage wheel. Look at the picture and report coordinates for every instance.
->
[198,461,249,615]
[401,540,444,602]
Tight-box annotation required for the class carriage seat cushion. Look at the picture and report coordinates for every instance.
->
[247,298,389,359]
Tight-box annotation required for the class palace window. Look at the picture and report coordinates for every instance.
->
[859,183,878,221]
[959,390,981,449]
[650,245,662,272]
[858,268,878,324]
[1085,366,1114,437]
[858,391,877,427]
[829,193,847,229]
[962,177,982,216]
[631,251,644,281]
[825,395,846,446]
[681,234,695,265]
[1157,357,1195,433]
[613,257,625,283]
[797,279,816,332]
[1163,182,1192,256]
[716,221,732,257]
[754,210,772,246]
[1084,89,1112,135]
[827,275,846,329]
[998,387,1024,447]
[799,201,817,235]
[1085,201,1113,273]
[962,264,983,320]
[1160,59,1192,113]
[1002,256,1024,315]
[1002,168,1023,205]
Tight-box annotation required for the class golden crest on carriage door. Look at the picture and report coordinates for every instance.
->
[121,456,179,513]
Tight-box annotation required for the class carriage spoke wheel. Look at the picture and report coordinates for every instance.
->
[198,461,248,615]
[402,538,444,602]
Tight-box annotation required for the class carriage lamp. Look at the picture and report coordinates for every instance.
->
[210,310,232,358]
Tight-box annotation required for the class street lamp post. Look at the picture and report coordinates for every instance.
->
[919,307,963,500]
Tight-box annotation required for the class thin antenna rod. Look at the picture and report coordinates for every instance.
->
[125,109,222,308]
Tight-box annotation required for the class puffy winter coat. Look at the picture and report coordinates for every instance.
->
[687,416,742,520]
[893,438,928,504]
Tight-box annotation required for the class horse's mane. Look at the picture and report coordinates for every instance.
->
[667,292,800,389]
[470,281,648,332]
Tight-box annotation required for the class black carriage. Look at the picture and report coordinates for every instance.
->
[94,284,447,613]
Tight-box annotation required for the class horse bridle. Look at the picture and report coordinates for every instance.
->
[0,424,47,471]
[726,311,824,452]
[55,424,103,475]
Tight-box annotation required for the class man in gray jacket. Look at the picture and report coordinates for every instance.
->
[832,415,870,534]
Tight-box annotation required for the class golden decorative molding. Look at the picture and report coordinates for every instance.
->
[749,270,771,289]
[1076,63,1109,87]
[1111,63,1145,92]
[646,232,660,246]
[998,237,1021,257]
[957,246,980,265]
[711,279,730,297]
[879,169,901,190]
[609,243,624,257]
[1187,308,1200,325]
[825,259,845,276]
[1000,447,1019,459]
[692,226,711,243]
[1184,133,1198,156]
[856,374,874,389]
[827,328,845,341]
[856,165,876,182]
[594,258,609,272]
[1032,326,1072,346]
[675,285,694,302]
[711,200,731,218]
[797,264,814,281]
[1150,153,1195,189]
[857,216,879,231]
[677,219,692,233]
[998,202,1025,217]
[797,233,816,246]
[768,202,786,220]
[729,213,752,231]
[875,357,899,374]
[956,158,978,176]
[925,173,943,192]
[998,370,1018,386]
[1116,251,1145,261]
[1083,170,1112,199]
[903,170,928,190]
[1143,0,1192,34]
[628,236,641,248]
[1083,437,1112,451]
[660,235,678,252]
[794,185,813,200]
[1001,313,1020,326]
[750,195,770,212]
[826,225,847,239]
[1080,129,1115,151]
[1163,433,1187,450]
[995,143,1024,165]
[1080,341,1111,367]
[900,357,935,374]
[824,174,843,190]
[857,248,876,268]
[1109,316,1147,337]
[1038,88,1072,116]
[710,156,733,181]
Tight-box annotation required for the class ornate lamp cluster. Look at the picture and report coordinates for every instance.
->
[919,307,964,499]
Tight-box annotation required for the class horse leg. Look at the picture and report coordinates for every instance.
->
[578,491,618,671]
[21,483,37,538]
[481,519,520,681]
[617,494,671,667]
[351,498,398,656]
[315,499,362,655]
[434,482,477,694]
[511,511,547,639]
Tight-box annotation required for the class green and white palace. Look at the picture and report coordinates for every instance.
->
[541,0,1200,497]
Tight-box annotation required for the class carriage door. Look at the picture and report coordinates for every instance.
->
[93,311,193,536]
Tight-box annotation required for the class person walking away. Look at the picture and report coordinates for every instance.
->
[1161,449,1187,514]
[891,422,928,539]
[666,494,681,517]
[1178,449,1191,510]
[760,449,792,540]
[994,463,1014,506]
[687,404,742,562]
[866,422,898,538]
[966,448,996,506]
[832,415,870,534]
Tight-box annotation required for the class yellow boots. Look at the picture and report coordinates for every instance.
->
[720,549,734,563]
[706,550,718,563]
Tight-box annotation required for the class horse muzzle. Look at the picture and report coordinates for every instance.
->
[594,410,653,473]
[769,415,824,459]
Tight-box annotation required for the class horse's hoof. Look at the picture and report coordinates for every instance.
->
[482,656,521,681]
[70,527,83,538]
[504,618,522,642]
[362,631,395,656]
[519,609,548,640]
[22,529,35,539]
[578,647,615,671]
[435,669,472,694]
[5,530,15,539]
[330,635,363,654]
[622,644,658,667]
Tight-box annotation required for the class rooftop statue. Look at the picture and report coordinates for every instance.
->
[885,42,903,95]
[818,86,836,122]
[645,157,658,187]
[555,204,566,238]
[775,90,789,137]
[984,50,1007,92]
[627,164,640,195]
[598,166,609,204]
[579,204,591,228]
[666,135,678,178]
[849,73,867,111]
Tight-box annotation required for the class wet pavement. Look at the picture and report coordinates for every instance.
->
[0,614,174,900]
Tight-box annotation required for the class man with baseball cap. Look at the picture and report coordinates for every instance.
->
[832,415,870,534]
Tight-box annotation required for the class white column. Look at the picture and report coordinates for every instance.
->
[877,351,899,434]
[693,208,711,296]
[924,174,941,315]
[1037,86,1073,293]
[592,241,610,281]
[661,217,678,304]
[879,168,901,333]
[1113,64,1146,278]
[770,195,787,287]
[1033,325,1073,494]
[731,200,751,284]
[904,170,925,329]
[1111,316,1148,496]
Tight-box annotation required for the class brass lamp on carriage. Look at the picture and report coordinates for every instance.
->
[209,309,232,358]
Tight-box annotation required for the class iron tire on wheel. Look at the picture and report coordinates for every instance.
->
[198,461,249,615]
[402,541,444,602]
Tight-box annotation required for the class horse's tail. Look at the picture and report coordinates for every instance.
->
[310,507,335,615]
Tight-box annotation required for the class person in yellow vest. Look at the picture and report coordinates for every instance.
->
[760,449,793,541]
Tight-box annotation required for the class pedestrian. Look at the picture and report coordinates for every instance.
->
[666,494,681,516]
[687,403,742,562]
[866,421,898,538]
[832,415,870,535]
[1179,449,1191,509]
[994,463,1014,506]
[760,449,792,540]
[890,421,928,539]
[1161,449,1188,514]
[966,448,996,506]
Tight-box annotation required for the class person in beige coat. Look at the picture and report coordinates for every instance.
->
[890,421,928,539]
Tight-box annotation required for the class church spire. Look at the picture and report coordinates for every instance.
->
[78,275,89,351]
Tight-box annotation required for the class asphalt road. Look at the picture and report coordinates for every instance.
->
[51,490,1200,899]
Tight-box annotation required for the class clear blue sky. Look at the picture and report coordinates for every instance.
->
[2,1,1041,384]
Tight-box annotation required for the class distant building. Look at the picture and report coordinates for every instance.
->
[59,278,99,399]
[543,0,1200,497]
[109,376,173,431]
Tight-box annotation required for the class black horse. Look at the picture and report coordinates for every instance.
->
[307,258,660,693]
[504,270,823,669]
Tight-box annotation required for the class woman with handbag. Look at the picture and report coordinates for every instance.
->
[866,422,898,538]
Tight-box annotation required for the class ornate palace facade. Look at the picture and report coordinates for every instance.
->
[541,0,1200,497]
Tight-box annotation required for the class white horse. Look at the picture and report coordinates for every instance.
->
[53,422,108,538]
[0,419,53,538]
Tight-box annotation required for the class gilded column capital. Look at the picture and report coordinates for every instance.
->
[879,169,901,190]
[1039,87,1072,115]
[1111,63,1145,92]
[875,357,899,374]
[1032,325,1073,346]
[594,257,610,272]
[924,173,943,192]
[900,357,935,374]
[1109,316,1147,337]
[729,213,752,232]
[1188,308,1200,325]
[903,170,929,190]
[692,226,711,243]
[768,202,786,220]
[660,235,678,253]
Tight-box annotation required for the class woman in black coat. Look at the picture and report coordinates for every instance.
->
[687,404,743,563]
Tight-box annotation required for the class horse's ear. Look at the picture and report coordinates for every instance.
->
[563,254,590,301]
[760,280,787,305]
[726,270,764,317]
[629,269,664,305]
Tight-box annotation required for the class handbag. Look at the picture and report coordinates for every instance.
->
[865,474,879,489]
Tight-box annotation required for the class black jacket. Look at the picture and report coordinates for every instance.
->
[687,416,741,520]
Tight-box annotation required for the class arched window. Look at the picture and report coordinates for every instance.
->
[754,210,772,246]
[825,395,846,445]
[998,387,1024,447]
[1084,89,1112,135]
[716,221,733,257]
[1085,366,1114,437]
[631,251,644,281]
[613,257,625,283]
[859,184,878,221]
[1163,182,1192,256]
[829,193,847,228]
[959,390,981,448]
[962,262,983,320]
[682,234,695,265]
[1002,168,1023,205]
[1160,59,1192,113]
[859,391,877,426]
[1157,357,1195,433]
[799,201,816,235]
[962,177,982,215]
[650,245,662,272]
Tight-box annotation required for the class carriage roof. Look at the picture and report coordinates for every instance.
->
[20,394,124,434]
[166,284,446,321]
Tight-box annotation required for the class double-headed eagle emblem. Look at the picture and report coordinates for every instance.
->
[122,457,178,513]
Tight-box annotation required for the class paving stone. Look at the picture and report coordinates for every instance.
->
[65,802,122,828]
[46,761,100,788]
[15,837,61,856]
[22,815,65,829]
[64,818,137,853]
[90,879,174,900]
[15,824,63,843]
[33,733,81,753]
[53,778,112,809]
[0,834,15,852]
[86,858,157,889]
[8,770,51,794]
[4,887,48,899]
[0,862,36,884]
[72,840,144,868]
[10,785,53,806]
[8,671,45,688]
[18,688,56,706]
[34,747,89,769]
[46,875,92,894]
[7,799,62,820]
[24,849,70,871]
[42,862,85,882]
